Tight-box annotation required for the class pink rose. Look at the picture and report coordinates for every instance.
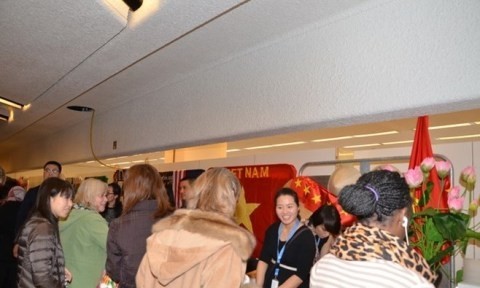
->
[448,186,464,211]
[460,166,476,191]
[420,157,435,174]
[435,161,452,179]
[404,167,423,188]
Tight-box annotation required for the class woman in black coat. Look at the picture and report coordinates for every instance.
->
[17,178,74,288]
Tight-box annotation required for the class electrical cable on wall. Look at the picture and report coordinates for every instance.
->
[88,109,118,170]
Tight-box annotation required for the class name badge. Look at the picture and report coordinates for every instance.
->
[271,279,279,288]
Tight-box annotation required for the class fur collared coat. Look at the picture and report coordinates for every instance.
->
[136,209,256,288]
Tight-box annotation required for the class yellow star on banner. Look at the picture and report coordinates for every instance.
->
[312,194,321,204]
[234,188,260,233]
[295,178,302,188]
[303,185,311,195]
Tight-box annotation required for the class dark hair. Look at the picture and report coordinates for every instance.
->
[122,164,173,219]
[108,182,123,208]
[36,178,74,228]
[309,205,341,235]
[274,188,300,220]
[44,160,62,173]
[0,177,19,200]
[338,170,411,223]
[179,177,196,185]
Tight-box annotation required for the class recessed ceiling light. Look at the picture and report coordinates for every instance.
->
[226,149,241,152]
[437,134,480,140]
[382,140,414,145]
[110,161,131,165]
[0,97,24,110]
[312,136,352,142]
[245,141,306,150]
[429,123,471,130]
[343,143,381,148]
[353,131,398,138]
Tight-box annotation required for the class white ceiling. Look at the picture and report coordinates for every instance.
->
[1,0,480,173]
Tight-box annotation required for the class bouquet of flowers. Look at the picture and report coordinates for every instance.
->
[404,158,480,283]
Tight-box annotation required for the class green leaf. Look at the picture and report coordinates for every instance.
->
[428,245,453,266]
[425,218,444,242]
[418,181,433,207]
[432,213,469,241]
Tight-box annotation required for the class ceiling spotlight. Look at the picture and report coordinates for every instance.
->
[67,106,95,112]
[123,0,142,11]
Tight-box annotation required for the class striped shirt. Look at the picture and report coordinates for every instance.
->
[310,254,434,288]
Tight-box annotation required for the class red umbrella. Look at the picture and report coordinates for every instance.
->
[408,116,448,209]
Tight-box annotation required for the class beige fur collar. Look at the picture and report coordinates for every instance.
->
[152,209,256,260]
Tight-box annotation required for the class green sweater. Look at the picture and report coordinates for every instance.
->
[60,207,108,288]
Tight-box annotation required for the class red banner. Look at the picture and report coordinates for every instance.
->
[285,176,355,228]
[228,164,297,258]
[409,116,449,209]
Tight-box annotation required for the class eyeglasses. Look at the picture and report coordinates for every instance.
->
[44,168,60,174]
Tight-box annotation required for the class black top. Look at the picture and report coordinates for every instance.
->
[14,186,39,238]
[101,204,123,225]
[259,221,316,288]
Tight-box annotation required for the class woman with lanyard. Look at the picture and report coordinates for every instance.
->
[256,188,316,288]
[308,204,341,263]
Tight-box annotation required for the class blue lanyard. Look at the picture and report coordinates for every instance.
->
[275,220,300,278]
[315,235,321,247]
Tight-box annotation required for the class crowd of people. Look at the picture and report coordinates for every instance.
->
[0,162,437,287]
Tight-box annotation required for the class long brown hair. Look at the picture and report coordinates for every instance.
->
[122,164,173,219]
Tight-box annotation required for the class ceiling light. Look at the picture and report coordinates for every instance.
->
[475,122,480,125]
[226,149,241,153]
[123,0,143,11]
[343,143,381,148]
[353,131,398,138]
[0,114,8,122]
[382,140,414,145]
[312,136,352,142]
[428,123,471,130]
[437,134,480,140]
[0,96,24,110]
[245,141,306,150]
[110,161,131,165]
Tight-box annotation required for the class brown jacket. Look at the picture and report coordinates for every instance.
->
[136,209,256,288]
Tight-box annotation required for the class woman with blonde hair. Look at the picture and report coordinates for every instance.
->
[106,164,174,288]
[136,167,256,287]
[60,178,108,288]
